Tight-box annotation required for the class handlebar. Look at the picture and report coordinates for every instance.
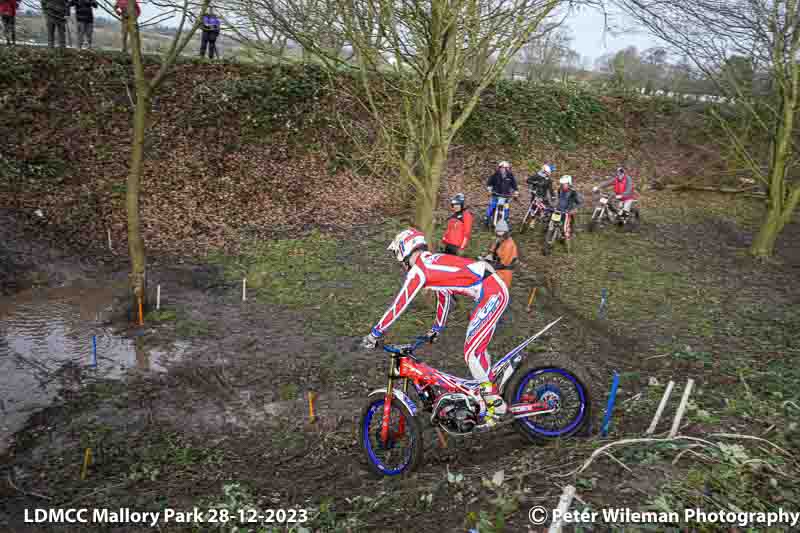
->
[382,336,429,355]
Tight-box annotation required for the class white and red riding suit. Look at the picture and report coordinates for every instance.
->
[370,251,509,383]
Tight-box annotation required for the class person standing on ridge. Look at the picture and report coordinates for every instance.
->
[200,9,221,59]
[0,0,20,45]
[69,0,97,49]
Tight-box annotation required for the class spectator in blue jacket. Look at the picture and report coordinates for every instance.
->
[200,10,221,59]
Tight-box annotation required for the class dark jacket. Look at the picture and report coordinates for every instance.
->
[556,187,583,212]
[486,170,518,196]
[70,0,96,23]
[42,0,68,19]
[527,171,554,204]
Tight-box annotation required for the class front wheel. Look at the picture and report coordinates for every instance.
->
[359,397,423,477]
[543,226,556,256]
[506,355,592,443]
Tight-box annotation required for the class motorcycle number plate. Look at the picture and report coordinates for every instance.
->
[600,197,608,204]
[551,212,562,222]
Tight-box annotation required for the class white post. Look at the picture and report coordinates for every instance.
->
[669,379,695,438]
[107,228,112,251]
[242,278,247,301]
[156,285,161,310]
[548,485,576,533]
[645,380,675,436]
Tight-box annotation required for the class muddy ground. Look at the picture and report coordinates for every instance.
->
[1,193,799,533]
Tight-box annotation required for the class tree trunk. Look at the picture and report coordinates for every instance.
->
[750,205,783,258]
[127,88,150,310]
[414,145,446,238]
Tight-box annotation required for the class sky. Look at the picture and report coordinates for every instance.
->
[565,5,662,65]
[133,1,663,67]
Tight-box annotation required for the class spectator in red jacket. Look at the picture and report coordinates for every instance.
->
[440,193,474,255]
[0,0,19,45]
[114,0,140,53]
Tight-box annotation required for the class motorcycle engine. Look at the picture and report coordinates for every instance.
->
[433,393,478,435]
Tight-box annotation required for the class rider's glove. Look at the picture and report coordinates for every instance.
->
[592,186,599,193]
[487,187,493,193]
[425,328,440,344]
[361,332,379,350]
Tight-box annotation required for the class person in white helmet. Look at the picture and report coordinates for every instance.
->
[361,228,511,426]
[555,175,583,236]
[485,161,519,226]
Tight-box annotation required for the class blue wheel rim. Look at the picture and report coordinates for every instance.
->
[362,399,414,475]
[514,367,587,436]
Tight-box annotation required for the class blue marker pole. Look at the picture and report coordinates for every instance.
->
[600,371,620,437]
[598,288,608,319]
[91,335,97,367]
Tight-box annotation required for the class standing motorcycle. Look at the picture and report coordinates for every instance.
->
[359,317,592,477]
[587,192,640,233]
[486,192,513,230]
[520,191,552,234]
[543,209,573,256]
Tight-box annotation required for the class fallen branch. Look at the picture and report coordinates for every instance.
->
[7,473,52,501]
[710,433,795,458]
[552,435,717,478]
[604,451,633,473]
[664,184,764,195]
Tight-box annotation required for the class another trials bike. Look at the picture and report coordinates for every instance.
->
[486,192,513,230]
[520,191,553,234]
[587,192,641,233]
[359,317,592,476]
[543,209,574,256]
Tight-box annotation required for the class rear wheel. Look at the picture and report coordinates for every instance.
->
[359,397,423,477]
[587,210,601,233]
[520,209,531,234]
[506,355,592,443]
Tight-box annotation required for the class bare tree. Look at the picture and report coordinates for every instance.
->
[518,24,576,82]
[240,0,564,235]
[616,0,800,258]
[97,0,209,311]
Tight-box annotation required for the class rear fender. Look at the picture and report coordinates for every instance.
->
[367,388,418,417]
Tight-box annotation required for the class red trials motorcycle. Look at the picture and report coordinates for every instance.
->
[359,317,592,476]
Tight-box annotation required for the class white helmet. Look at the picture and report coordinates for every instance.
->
[541,164,554,177]
[498,161,511,169]
[387,228,427,263]
[559,175,573,186]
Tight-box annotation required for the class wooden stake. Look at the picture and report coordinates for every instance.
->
[645,380,675,436]
[242,278,247,302]
[156,285,161,310]
[81,448,92,480]
[308,391,316,423]
[548,485,576,533]
[526,287,538,312]
[107,228,112,251]
[669,379,694,438]
[138,295,144,326]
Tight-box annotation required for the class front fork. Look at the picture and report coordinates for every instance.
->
[380,357,410,444]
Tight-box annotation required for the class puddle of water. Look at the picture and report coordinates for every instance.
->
[0,284,189,454]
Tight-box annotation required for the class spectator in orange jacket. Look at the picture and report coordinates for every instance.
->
[0,0,19,45]
[440,193,474,255]
[114,0,140,53]
[481,219,518,289]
